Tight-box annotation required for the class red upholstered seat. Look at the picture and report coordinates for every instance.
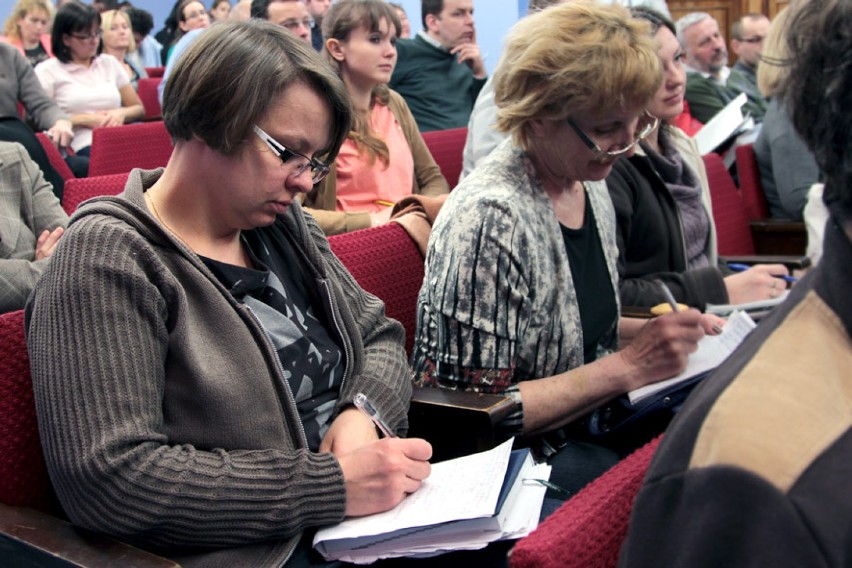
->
[0,310,58,515]
[137,77,163,121]
[703,152,756,255]
[35,132,75,182]
[62,172,129,215]
[328,223,424,356]
[735,143,771,220]
[87,121,174,177]
[421,127,467,189]
[144,66,165,78]
[510,435,662,568]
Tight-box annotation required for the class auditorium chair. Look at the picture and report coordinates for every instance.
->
[510,435,663,568]
[421,127,467,188]
[0,310,178,567]
[137,77,163,121]
[729,144,807,255]
[87,121,174,177]
[35,132,75,182]
[328,222,515,462]
[62,172,129,215]
[144,66,165,78]
[703,152,807,269]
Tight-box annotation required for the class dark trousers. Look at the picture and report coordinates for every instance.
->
[0,117,65,200]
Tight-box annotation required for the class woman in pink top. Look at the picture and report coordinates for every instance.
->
[302,0,448,235]
[34,2,144,176]
[2,0,54,67]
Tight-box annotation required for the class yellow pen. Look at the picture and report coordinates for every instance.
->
[374,199,395,207]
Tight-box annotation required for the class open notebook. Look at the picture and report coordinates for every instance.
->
[628,310,757,405]
[313,438,550,564]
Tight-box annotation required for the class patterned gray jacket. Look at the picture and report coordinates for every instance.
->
[412,138,621,436]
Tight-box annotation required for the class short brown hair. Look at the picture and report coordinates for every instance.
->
[163,20,351,161]
[494,1,661,150]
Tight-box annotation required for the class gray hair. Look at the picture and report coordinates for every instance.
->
[675,11,712,46]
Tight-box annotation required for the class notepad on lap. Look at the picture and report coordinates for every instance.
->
[628,310,757,404]
[312,438,550,564]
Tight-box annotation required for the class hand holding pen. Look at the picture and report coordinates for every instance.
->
[727,263,797,284]
[354,393,396,439]
[656,280,723,335]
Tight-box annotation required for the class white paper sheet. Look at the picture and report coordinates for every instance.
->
[628,310,756,404]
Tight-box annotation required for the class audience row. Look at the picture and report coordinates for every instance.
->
[2,1,846,565]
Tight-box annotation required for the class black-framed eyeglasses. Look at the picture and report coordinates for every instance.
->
[69,29,102,41]
[253,125,330,184]
[566,111,659,161]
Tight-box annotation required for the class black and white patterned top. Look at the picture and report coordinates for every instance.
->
[203,227,344,452]
[412,139,621,437]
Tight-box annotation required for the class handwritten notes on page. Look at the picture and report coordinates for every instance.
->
[313,438,550,563]
[628,310,757,404]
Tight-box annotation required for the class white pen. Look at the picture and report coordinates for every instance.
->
[353,392,396,439]
[655,279,681,313]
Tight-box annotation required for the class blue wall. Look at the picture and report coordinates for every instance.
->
[0,0,521,74]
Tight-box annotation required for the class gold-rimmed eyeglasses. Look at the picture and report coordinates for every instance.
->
[253,125,330,184]
[566,111,659,161]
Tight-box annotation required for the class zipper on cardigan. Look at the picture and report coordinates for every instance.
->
[240,303,309,448]
[318,278,352,391]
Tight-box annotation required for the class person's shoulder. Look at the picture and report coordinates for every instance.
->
[33,56,60,73]
[96,53,122,68]
[0,140,30,163]
[0,40,19,57]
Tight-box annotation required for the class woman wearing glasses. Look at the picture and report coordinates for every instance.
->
[302,0,448,235]
[34,2,143,176]
[606,7,789,310]
[413,1,720,496]
[26,20,431,567]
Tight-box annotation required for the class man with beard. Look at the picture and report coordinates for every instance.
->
[676,12,766,124]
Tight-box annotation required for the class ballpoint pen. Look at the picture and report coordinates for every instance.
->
[655,279,681,314]
[727,262,797,283]
[353,393,396,439]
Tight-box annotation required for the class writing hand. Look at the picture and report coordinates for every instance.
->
[338,437,432,517]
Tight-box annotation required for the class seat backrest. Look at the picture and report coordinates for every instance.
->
[35,132,75,182]
[421,127,468,189]
[137,77,163,121]
[328,223,425,356]
[88,121,174,177]
[735,143,770,220]
[62,172,130,215]
[510,435,663,568]
[144,66,165,78]
[0,310,57,514]
[703,152,756,255]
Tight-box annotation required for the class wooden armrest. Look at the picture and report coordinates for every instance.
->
[621,306,654,319]
[408,386,516,462]
[749,220,807,256]
[721,254,811,271]
[0,503,178,567]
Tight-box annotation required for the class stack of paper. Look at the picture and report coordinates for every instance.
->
[628,310,757,404]
[313,438,551,564]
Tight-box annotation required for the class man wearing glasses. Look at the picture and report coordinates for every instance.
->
[728,13,770,109]
[676,12,767,124]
